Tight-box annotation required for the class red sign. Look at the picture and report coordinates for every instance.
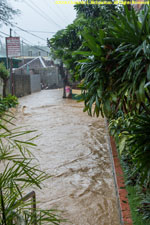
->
[6,37,21,57]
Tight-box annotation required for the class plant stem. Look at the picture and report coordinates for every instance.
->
[0,188,7,225]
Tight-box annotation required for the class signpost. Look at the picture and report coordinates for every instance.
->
[6,37,21,58]
[6,35,21,95]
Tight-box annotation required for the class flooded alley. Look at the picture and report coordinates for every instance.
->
[15,89,120,225]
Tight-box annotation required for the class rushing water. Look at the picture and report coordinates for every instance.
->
[15,89,120,225]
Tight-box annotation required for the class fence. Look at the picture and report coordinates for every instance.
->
[10,74,41,97]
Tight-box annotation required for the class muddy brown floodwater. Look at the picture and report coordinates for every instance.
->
[15,89,120,225]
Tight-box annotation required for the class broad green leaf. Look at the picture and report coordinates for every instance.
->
[73,51,92,56]
[147,65,150,81]
[103,99,111,117]
[139,79,146,102]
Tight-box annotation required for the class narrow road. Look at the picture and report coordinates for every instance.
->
[16,89,120,225]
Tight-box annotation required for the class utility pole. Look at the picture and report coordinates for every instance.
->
[6,37,9,70]
[22,40,24,56]
[6,30,21,96]
[9,28,14,95]
[10,28,12,38]
[22,40,25,65]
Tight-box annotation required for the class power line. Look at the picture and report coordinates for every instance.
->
[0,30,9,36]
[0,18,46,42]
[30,0,66,26]
[24,0,62,29]
[13,26,46,41]
[42,0,69,24]
[51,0,71,23]
[14,30,49,54]
[23,41,50,54]
[15,32,50,54]
[15,29,56,34]
[0,34,5,38]
[0,30,49,55]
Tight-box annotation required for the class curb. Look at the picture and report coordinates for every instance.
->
[109,136,133,225]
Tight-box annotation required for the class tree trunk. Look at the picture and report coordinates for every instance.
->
[3,80,7,98]
[63,83,66,98]
[0,188,7,225]
[59,61,67,98]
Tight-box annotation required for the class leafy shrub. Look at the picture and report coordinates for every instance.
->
[1,94,18,108]
[0,95,18,114]
[137,190,150,222]
[0,63,9,98]
[74,6,150,118]
[109,113,150,185]
[109,113,150,221]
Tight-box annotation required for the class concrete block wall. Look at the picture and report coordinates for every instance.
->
[33,67,63,89]
[11,66,63,97]
[12,74,41,97]
[30,74,41,93]
[13,74,31,97]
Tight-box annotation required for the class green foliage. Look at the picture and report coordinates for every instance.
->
[0,116,63,224]
[137,190,150,222]
[1,94,18,108]
[0,0,18,25]
[0,95,18,114]
[0,63,9,81]
[109,113,150,185]
[49,3,122,76]
[75,6,150,118]
[0,63,10,97]
[50,21,84,74]
[74,2,121,19]
[125,185,150,225]
[73,5,150,222]
[109,113,150,222]
[124,114,150,185]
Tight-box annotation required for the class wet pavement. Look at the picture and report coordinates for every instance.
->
[15,89,120,225]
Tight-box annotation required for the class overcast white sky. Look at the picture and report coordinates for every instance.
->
[0,0,76,45]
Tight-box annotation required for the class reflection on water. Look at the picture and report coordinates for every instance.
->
[16,89,120,225]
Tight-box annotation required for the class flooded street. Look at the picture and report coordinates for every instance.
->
[16,89,120,225]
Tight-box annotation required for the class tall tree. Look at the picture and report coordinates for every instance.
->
[0,0,18,25]
[49,2,123,74]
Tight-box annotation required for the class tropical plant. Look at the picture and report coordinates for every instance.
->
[74,2,119,20]
[74,6,150,118]
[49,2,122,76]
[0,63,9,98]
[109,112,150,185]
[50,22,83,73]
[137,190,150,222]
[0,94,18,112]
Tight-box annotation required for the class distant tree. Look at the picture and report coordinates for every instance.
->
[0,63,9,97]
[49,3,123,77]
[0,0,18,25]
[74,0,126,20]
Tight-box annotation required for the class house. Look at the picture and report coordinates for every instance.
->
[16,56,47,73]
[0,55,22,69]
